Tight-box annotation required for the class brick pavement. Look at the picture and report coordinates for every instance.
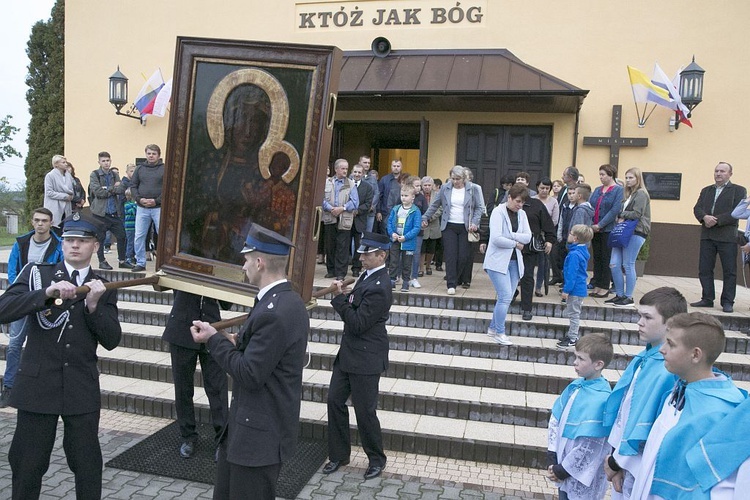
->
[0,407,555,499]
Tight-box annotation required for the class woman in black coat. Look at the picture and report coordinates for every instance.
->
[518,196,556,320]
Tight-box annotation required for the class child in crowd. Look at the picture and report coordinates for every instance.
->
[547,333,614,500]
[685,396,750,497]
[387,184,421,292]
[124,188,137,265]
[569,184,594,228]
[603,287,687,498]
[630,312,745,499]
[558,224,593,348]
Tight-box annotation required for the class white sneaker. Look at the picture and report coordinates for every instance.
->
[447,287,456,295]
[410,279,422,289]
[493,334,513,346]
[487,327,498,338]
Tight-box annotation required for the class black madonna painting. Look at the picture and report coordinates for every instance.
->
[158,38,341,302]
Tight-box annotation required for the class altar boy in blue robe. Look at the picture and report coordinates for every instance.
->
[630,312,746,500]
[603,287,687,498]
[685,395,750,498]
[546,333,614,500]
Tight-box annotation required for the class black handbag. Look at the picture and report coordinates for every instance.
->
[530,234,546,253]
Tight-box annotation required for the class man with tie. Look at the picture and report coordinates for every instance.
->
[322,231,393,480]
[0,212,122,499]
[350,163,375,277]
[190,223,309,500]
[691,162,746,313]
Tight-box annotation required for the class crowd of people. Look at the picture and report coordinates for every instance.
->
[3,151,749,499]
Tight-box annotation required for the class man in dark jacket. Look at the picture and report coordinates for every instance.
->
[89,151,131,270]
[130,143,164,272]
[163,291,229,459]
[0,207,64,408]
[692,162,747,313]
[376,159,403,234]
[0,213,121,499]
[350,163,375,277]
[322,232,392,480]
[191,224,308,500]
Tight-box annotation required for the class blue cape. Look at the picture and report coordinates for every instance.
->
[685,395,750,492]
[552,376,612,439]
[603,343,677,456]
[651,374,746,500]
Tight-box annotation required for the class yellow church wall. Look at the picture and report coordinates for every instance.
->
[64,0,750,228]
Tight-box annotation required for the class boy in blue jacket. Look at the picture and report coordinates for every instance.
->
[558,224,594,349]
[387,185,421,292]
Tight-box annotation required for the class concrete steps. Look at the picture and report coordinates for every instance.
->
[2,273,750,468]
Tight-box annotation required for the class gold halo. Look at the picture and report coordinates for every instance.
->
[206,68,300,183]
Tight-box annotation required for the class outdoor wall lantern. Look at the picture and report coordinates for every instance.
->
[109,66,143,123]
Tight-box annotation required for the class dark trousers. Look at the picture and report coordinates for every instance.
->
[434,237,444,267]
[442,223,471,289]
[170,343,228,444]
[388,244,414,284]
[591,232,613,289]
[10,410,102,500]
[351,229,363,272]
[460,243,477,285]
[327,361,386,467]
[520,252,540,312]
[698,239,739,305]
[94,213,127,262]
[213,442,281,500]
[324,223,351,279]
[550,242,567,282]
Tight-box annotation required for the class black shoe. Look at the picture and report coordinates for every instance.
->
[352,270,360,277]
[604,296,623,304]
[556,338,577,349]
[461,282,471,289]
[364,464,385,480]
[723,304,734,313]
[179,441,195,459]
[435,265,443,271]
[131,265,146,272]
[98,260,113,270]
[0,387,11,408]
[522,311,533,321]
[324,273,335,278]
[614,297,635,307]
[548,278,562,286]
[535,290,543,297]
[119,261,134,269]
[426,268,433,275]
[690,299,714,308]
[322,459,350,474]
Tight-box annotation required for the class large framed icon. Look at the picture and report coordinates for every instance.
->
[157,37,341,304]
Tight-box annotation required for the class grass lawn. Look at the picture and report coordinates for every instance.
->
[0,228,20,247]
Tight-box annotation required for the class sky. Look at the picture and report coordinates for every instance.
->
[0,0,57,189]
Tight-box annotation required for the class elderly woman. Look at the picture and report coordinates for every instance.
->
[422,165,485,295]
[606,167,651,307]
[482,183,531,345]
[588,164,624,298]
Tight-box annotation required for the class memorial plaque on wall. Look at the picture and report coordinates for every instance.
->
[157,37,341,304]
[643,172,681,200]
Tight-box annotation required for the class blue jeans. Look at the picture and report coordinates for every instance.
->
[3,317,28,388]
[126,229,135,263]
[134,206,161,266]
[411,234,423,280]
[610,234,645,298]
[486,261,520,335]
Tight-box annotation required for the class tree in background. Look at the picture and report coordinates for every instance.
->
[24,0,64,217]
[0,115,22,163]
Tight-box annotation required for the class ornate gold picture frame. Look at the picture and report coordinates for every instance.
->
[157,37,341,303]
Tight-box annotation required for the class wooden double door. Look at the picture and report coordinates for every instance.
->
[456,125,552,207]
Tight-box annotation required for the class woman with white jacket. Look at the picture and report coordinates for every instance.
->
[482,184,532,346]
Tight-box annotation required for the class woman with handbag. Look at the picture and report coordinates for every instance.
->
[606,167,651,307]
[422,165,485,295]
[588,164,624,298]
[482,183,531,345]
[518,193,556,320]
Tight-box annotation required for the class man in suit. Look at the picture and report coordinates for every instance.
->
[692,162,747,313]
[351,163,375,277]
[191,223,308,500]
[163,291,229,459]
[322,232,393,480]
[0,213,122,499]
